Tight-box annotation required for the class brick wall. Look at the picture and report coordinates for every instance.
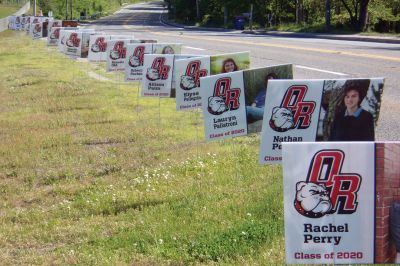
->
[375,142,400,263]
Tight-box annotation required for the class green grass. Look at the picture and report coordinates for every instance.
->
[0,30,286,265]
[0,4,20,18]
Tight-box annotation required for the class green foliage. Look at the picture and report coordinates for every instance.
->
[170,0,400,32]
[369,0,400,32]
[0,3,19,18]
[36,0,145,20]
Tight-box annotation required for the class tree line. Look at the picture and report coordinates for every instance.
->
[165,0,400,33]
[34,0,142,20]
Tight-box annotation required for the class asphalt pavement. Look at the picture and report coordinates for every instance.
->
[85,1,400,141]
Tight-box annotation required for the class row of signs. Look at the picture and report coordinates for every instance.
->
[48,28,386,165]
[8,18,392,265]
[12,23,385,166]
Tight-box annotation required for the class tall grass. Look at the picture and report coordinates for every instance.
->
[0,3,20,18]
[0,31,285,265]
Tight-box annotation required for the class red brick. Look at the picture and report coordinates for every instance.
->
[376,147,385,158]
[376,167,385,179]
[376,226,389,237]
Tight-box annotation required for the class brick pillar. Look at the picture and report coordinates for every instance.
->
[375,143,400,263]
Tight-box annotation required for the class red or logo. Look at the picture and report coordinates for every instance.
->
[212,77,240,111]
[67,33,80,47]
[270,85,316,132]
[185,60,208,87]
[150,57,171,80]
[110,41,126,59]
[294,150,361,218]
[133,46,145,66]
[280,85,316,129]
[95,37,107,52]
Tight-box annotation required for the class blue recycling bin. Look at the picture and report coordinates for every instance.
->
[391,201,400,251]
[234,16,245,30]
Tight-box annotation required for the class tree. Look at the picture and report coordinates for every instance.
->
[326,0,331,31]
[338,0,370,30]
[358,0,369,31]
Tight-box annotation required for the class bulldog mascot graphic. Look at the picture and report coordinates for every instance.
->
[269,107,295,132]
[208,96,229,115]
[294,181,332,218]
[270,85,316,132]
[180,75,196,90]
[129,55,141,67]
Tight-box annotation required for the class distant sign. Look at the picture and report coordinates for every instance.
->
[106,39,134,71]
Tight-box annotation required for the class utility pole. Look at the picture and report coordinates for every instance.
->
[33,0,36,16]
[249,4,253,31]
[325,0,331,31]
[223,5,227,28]
[65,0,68,19]
[70,0,72,20]
[196,0,200,20]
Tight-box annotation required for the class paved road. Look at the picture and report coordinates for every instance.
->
[87,1,400,141]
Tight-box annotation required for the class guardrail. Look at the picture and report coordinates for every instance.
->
[0,1,30,32]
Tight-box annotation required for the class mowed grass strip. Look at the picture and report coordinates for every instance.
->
[0,31,285,265]
[0,4,20,19]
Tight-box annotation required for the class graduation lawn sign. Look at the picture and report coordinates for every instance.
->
[282,142,375,264]
[125,43,181,82]
[30,22,43,39]
[199,64,293,141]
[88,35,110,62]
[88,35,137,63]
[174,51,253,108]
[106,39,135,72]
[125,43,157,81]
[175,52,253,112]
[174,56,210,111]
[141,54,198,98]
[47,26,62,46]
[259,78,385,164]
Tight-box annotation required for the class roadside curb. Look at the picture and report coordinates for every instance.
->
[161,14,400,44]
[243,30,400,45]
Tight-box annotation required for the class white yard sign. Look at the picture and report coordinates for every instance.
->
[88,35,110,62]
[47,27,61,46]
[200,71,248,140]
[259,80,323,164]
[282,142,375,264]
[64,30,83,58]
[141,54,175,97]
[106,39,133,71]
[124,43,153,81]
